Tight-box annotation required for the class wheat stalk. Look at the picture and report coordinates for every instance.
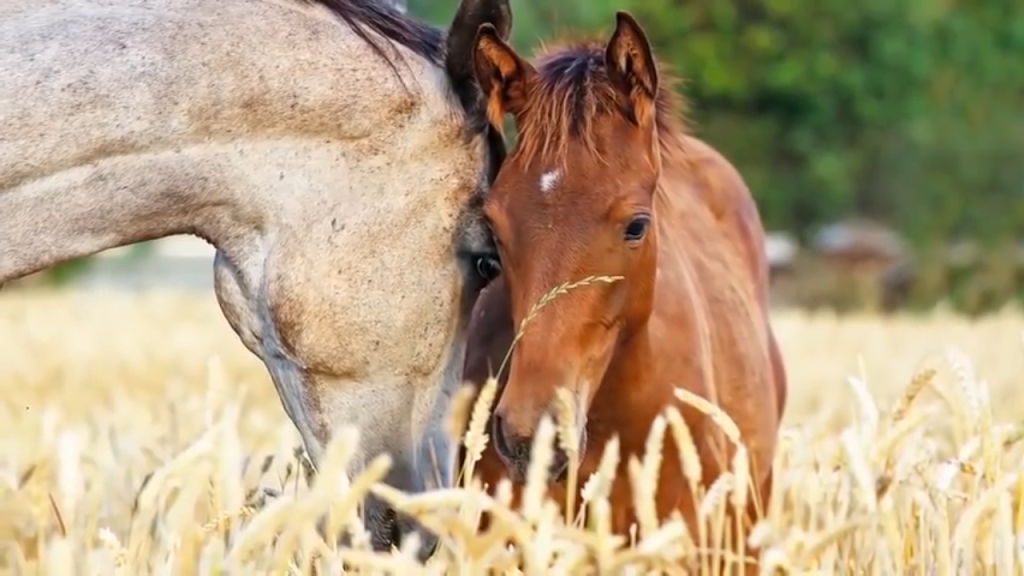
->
[2,291,1023,574]
[554,387,581,526]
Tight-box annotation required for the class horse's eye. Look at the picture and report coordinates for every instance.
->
[475,254,502,281]
[624,216,650,242]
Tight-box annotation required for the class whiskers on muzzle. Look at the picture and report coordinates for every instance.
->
[323,492,440,563]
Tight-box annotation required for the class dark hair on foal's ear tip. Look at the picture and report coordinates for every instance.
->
[476,22,499,41]
[472,23,501,69]
[612,11,645,35]
[473,23,518,71]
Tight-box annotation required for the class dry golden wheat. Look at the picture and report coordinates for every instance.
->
[1,289,1023,574]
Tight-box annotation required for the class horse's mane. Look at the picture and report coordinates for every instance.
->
[307,0,445,67]
[515,38,692,168]
[307,0,506,148]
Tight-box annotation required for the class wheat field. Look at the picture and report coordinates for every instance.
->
[0,290,1022,574]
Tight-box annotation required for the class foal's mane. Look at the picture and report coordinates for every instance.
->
[516,38,692,168]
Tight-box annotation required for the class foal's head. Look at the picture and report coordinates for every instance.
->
[472,13,670,480]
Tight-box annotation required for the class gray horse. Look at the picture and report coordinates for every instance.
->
[0,0,512,556]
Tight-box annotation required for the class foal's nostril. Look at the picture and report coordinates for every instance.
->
[490,413,513,458]
[491,413,534,481]
[490,413,576,483]
[549,446,570,481]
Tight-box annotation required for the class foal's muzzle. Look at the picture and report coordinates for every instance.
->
[491,412,581,483]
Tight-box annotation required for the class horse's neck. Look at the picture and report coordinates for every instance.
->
[0,0,437,283]
[588,324,664,427]
[0,141,286,281]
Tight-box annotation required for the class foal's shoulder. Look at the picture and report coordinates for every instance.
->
[673,135,772,302]
[676,136,758,218]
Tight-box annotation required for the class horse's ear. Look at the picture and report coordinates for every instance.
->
[473,23,534,131]
[605,11,658,127]
[445,0,513,117]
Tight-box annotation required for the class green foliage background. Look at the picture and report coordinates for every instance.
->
[412,0,1024,247]
[28,0,1024,310]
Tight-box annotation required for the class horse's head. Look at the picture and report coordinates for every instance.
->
[469,13,663,481]
[215,0,521,558]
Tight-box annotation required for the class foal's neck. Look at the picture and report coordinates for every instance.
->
[587,320,666,440]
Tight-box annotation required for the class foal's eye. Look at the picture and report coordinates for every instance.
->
[624,216,650,242]
[475,254,502,281]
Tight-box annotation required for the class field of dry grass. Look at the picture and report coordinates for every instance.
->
[1,289,1022,574]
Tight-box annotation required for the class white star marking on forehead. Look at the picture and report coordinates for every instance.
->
[539,170,561,194]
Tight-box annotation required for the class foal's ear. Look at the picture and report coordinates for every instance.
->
[446,0,513,117]
[474,23,535,131]
[605,11,659,127]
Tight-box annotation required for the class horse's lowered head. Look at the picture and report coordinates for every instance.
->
[469,13,664,481]
[0,0,519,558]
